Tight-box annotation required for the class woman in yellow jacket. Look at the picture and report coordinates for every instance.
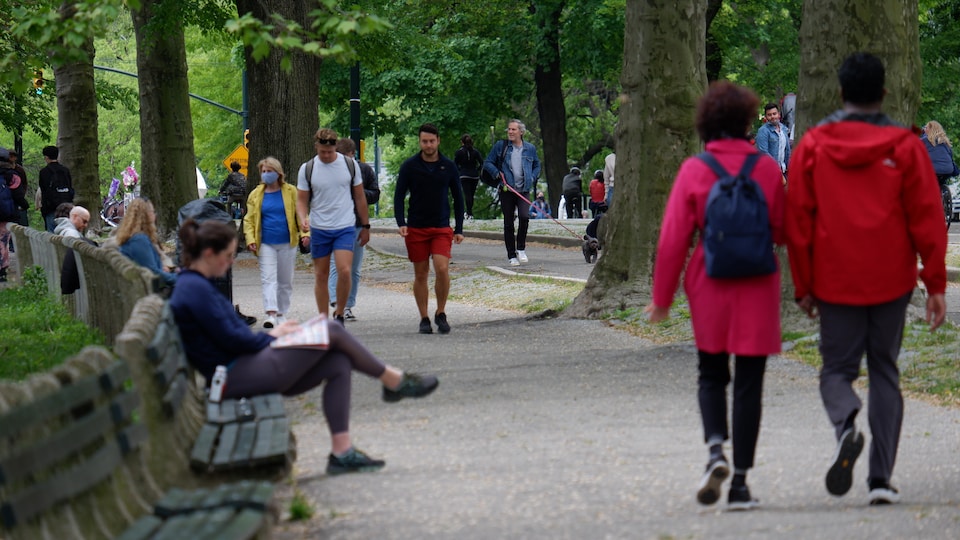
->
[244,156,309,328]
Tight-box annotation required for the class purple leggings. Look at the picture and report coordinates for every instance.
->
[223,323,386,434]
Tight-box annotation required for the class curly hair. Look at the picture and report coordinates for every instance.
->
[116,198,158,246]
[924,121,952,148]
[696,81,760,143]
[257,156,286,185]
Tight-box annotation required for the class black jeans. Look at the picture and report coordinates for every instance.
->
[564,191,582,219]
[698,350,767,470]
[461,177,479,217]
[500,189,530,259]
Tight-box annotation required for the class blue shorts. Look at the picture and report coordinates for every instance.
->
[310,226,356,259]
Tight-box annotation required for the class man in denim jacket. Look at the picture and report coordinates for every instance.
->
[482,119,541,266]
[756,103,791,180]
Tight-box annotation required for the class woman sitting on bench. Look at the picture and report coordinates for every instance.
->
[170,218,439,475]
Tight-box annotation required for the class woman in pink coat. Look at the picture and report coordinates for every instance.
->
[646,81,785,511]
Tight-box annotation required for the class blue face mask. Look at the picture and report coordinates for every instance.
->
[261,171,279,185]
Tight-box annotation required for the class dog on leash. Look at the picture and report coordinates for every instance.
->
[582,235,600,263]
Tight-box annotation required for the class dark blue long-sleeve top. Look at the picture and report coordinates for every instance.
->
[169,269,274,381]
[394,152,465,234]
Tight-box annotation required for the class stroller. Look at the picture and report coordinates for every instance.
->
[101,193,125,227]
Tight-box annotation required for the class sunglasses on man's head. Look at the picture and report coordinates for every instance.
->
[315,138,337,146]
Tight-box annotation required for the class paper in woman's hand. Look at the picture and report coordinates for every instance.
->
[270,316,329,349]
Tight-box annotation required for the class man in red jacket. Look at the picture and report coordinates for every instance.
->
[787,52,947,506]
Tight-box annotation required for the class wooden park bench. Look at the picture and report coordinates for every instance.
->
[0,352,276,540]
[192,395,294,474]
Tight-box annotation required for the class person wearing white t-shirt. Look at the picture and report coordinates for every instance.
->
[296,128,370,323]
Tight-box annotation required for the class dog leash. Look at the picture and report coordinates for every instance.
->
[499,174,584,240]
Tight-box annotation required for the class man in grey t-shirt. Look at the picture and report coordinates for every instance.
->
[296,128,370,323]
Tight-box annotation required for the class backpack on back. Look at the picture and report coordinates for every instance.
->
[48,166,74,206]
[0,169,20,223]
[698,151,776,279]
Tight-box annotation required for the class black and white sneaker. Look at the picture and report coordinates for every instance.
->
[868,481,900,505]
[326,447,385,475]
[826,428,864,496]
[696,456,730,505]
[343,307,356,321]
[727,484,759,511]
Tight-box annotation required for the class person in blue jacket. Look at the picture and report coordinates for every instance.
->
[755,103,791,181]
[482,119,541,266]
[117,198,178,287]
[921,120,960,184]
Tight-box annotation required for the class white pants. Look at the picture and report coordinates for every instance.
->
[259,242,296,315]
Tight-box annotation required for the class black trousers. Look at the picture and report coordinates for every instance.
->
[500,189,530,259]
[564,191,582,219]
[698,350,767,470]
[461,177,479,216]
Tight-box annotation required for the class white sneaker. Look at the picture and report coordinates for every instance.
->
[263,315,277,329]
[508,258,520,267]
[516,250,528,263]
[275,314,286,324]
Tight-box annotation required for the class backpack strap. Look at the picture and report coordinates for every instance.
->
[696,151,761,180]
[305,153,358,203]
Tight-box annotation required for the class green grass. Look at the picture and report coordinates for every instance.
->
[779,320,960,406]
[0,267,106,381]
[448,269,585,314]
[288,490,315,521]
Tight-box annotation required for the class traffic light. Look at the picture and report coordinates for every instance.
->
[243,129,250,148]
[33,69,43,95]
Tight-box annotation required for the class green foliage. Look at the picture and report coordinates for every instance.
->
[0,267,106,381]
[710,0,802,111]
[288,489,314,521]
[225,2,392,69]
[918,0,960,134]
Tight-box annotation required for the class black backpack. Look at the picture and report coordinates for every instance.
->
[480,140,508,188]
[698,152,776,279]
[0,169,19,222]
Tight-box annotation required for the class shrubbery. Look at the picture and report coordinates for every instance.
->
[0,267,106,381]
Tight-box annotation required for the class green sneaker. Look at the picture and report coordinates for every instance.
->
[383,373,439,403]
[326,447,385,475]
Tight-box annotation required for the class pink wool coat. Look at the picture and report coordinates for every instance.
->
[652,139,786,356]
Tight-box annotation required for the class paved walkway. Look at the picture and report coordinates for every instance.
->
[222,228,960,540]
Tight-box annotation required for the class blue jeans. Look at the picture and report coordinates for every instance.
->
[328,227,364,308]
[44,213,56,233]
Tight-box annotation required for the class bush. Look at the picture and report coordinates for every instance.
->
[0,267,106,381]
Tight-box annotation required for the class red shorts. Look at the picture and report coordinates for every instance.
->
[404,227,453,262]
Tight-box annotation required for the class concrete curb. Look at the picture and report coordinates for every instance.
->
[371,227,583,247]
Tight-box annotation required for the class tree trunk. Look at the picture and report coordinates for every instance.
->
[236,0,321,192]
[795,0,920,139]
[131,0,198,234]
[705,0,724,81]
[533,1,568,214]
[565,0,706,318]
[54,6,101,229]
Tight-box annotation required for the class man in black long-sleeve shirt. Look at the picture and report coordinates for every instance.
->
[38,145,74,232]
[394,123,465,335]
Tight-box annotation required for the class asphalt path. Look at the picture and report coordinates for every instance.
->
[220,228,960,540]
